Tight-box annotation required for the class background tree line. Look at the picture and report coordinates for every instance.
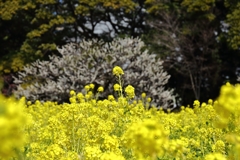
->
[0,0,240,106]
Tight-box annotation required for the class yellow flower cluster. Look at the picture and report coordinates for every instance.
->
[0,95,31,159]
[204,153,227,160]
[124,85,135,99]
[114,83,121,91]
[215,82,240,123]
[122,118,169,159]
[2,67,240,159]
[97,86,104,92]
[21,94,236,160]
[113,66,124,76]
[214,82,240,157]
[0,53,26,74]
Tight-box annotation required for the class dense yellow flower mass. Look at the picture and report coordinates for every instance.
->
[0,95,31,159]
[215,82,240,123]
[122,118,169,159]
[204,153,227,160]
[1,67,240,159]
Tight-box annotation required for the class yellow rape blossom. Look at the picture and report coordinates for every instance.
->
[0,95,30,159]
[114,84,121,91]
[215,82,240,127]
[84,146,102,160]
[141,92,146,98]
[97,86,104,92]
[193,100,200,107]
[70,90,76,96]
[208,99,213,105]
[90,83,95,89]
[125,85,135,99]
[122,118,169,159]
[113,66,124,76]
[5,66,240,159]
[84,85,90,91]
[147,97,151,102]
[204,153,227,160]
[100,152,125,160]
[108,95,115,101]
[212,140,226,154]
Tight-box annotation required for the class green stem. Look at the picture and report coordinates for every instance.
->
[118,75,123,97]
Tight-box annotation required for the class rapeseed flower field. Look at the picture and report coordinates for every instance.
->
[1,66,240,160]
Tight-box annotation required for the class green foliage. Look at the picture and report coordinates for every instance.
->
[0,0,145,74]
[145,0,173,13]
[0,0,22,20]
[181,0,216,21]
[181,0,215,12]
[144,0,240,106]
[181,0,240,50]
[225,2,240,50]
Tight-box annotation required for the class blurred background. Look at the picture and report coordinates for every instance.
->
[1,0,240,106]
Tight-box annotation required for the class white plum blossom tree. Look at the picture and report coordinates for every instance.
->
[13,37,175,109]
